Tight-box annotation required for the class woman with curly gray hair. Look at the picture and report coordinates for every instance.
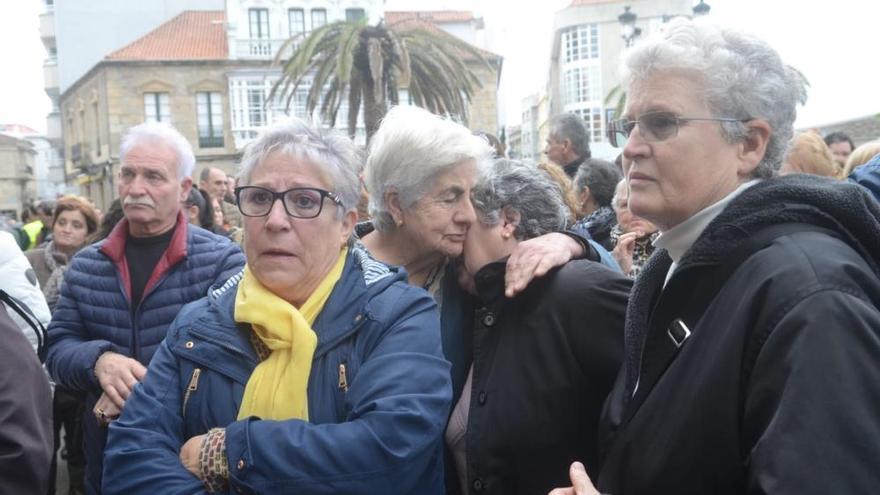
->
[552,18,880,495]
[445,159,630,494]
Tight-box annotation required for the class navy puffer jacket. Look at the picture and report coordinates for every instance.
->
[46,213,245,494]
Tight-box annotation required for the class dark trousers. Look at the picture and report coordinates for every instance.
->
[49,386,86,495]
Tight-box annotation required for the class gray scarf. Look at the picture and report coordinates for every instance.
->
[42,241,69,311]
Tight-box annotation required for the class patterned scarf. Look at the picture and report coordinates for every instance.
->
[235,247,348,421]
[42,241,69,310]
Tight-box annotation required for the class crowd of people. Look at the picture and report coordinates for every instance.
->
[3,17,880,495]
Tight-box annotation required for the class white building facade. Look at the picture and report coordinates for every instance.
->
[226,0,381,148]
[547,0,694,158]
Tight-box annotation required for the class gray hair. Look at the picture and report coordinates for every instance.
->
[573,158,622,208]
[120,122,195,180]
[238,118,362,217]
[472,159,569,240]
[364,105,494,232]
[611,179,628,214]
[548,113,591,160]
[620,18,808,178]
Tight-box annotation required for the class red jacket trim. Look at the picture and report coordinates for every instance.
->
[99,211,190,305]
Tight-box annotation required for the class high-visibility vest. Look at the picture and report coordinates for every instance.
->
[21,220,43,250]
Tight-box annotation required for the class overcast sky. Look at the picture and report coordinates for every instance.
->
[2,0,877,134]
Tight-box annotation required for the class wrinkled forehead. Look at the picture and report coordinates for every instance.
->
[624,70,709,116]
[122,139,179,174]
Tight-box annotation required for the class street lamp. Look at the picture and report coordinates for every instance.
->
[692,0,711,17]
[618,6,641,48]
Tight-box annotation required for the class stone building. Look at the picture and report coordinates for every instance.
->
[59,4,503,209]
[0,133,37,220]
[39,0,224,201]
[60,11,243,209]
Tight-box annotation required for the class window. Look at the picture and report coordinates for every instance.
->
[572,107,604,143]
[292,87,309,119]
[289,8,305,37]
[144,92,170,123]
[345,8,366,22]
[247,88,266,128]
[249,8,270,39]
[92,102,100,155]
[561,24,599,63]
[197,92,224,148]
[311,8,327,30]
[562,66,601,106]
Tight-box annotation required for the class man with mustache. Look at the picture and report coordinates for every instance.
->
[46,122,245,494]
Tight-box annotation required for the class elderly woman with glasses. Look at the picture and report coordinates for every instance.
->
[551,19,880,495]
[102,119,452,494]
[444,159,629,495]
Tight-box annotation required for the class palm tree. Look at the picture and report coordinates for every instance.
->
[269,19,492,141]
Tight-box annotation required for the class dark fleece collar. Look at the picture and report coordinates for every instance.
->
[623,174,880,394]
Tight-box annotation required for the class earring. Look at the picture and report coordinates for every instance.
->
[502,231,510,239]
[396,219,404,227]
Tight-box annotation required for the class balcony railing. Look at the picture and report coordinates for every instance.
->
[198,136,225,149]
[234,38,299,60]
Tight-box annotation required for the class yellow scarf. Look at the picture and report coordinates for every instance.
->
[234,247,348,421]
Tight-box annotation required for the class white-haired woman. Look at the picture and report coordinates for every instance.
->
[445,159,629,495]
[360,106,600,404]
[551,19,880,495]
[103,119,452,494]
[359,105,494,401]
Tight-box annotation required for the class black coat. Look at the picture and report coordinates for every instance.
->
[454,259,630,495]
[598,175,880,494]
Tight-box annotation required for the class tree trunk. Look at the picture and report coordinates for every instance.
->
[361,72,386,143]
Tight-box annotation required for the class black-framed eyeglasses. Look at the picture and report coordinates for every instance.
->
[607,111,750,147]
[234,186,342,219]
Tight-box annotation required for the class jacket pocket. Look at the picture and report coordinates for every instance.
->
[182,367,202,418]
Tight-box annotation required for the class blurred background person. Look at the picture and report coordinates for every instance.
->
[544,113,591,178]
[841,140,880,178]
[537,162,581,225]
[92,199,124,242]
[448,159,629,494]
[572,158,622,251]
[609,179,659,278]
[25,196,98,495]
[824,131,855,177]
[779,131,838,177]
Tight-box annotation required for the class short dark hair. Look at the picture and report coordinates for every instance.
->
[824,131,854,151]
[573,159,622,208]
[548,113,591,160]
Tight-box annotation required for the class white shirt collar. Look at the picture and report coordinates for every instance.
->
[654,179,761,264]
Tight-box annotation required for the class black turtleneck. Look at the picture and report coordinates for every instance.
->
[125,225,176,311]
[563,155,586,179]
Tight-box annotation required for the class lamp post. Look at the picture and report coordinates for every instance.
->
[692,0,711,17]
[618,6,641,48]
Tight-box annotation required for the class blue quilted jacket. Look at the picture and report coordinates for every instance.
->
[46,213,245,494]
[103,245,451,494]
